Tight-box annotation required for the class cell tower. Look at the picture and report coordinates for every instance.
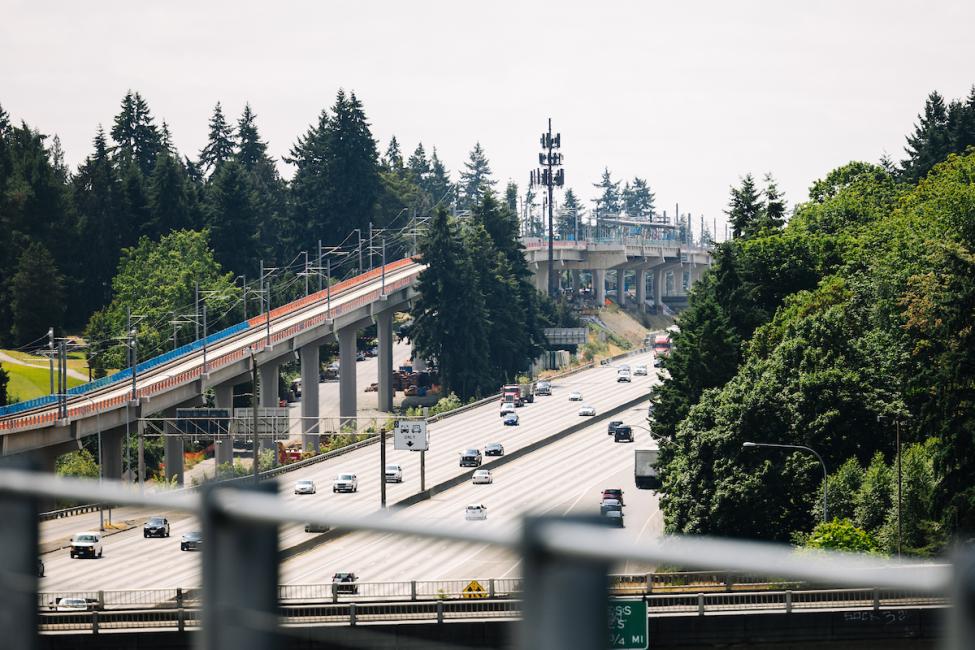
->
[530,118,564,297]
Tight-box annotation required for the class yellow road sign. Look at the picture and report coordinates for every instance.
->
[462,579,488,599]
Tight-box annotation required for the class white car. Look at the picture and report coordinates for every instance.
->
[617,370,632,383]
[56,598,89,612]
[500,402,517,416]
[333,473,358,493]
[634,365,648,376]
[568,391,583,401]
[472,469,494,485]
[69,532,103,559]
[385,464,403,483]
[578,405,597,416]
[618,364,631,372]
[465,504,488,520]
[294,479,316,495]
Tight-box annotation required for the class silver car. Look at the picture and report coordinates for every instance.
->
[568,391,583,401]
[472,469,493,484]
[294,479,316,495]
[578,405,597,416]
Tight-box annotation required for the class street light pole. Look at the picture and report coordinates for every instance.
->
[878,414,907,558]
[250,347,259,483]
[743,441,829,523]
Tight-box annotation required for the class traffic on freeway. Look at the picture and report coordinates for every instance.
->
[38,352,660,590]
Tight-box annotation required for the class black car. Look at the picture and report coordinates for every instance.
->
[180,531,203,551]
[460,449,483,467]
[614,426,634,443]
[484,443,504,457]
[37,558,45,578]
[607,420,623,436]
[332,572,358,595]
[143,516,170,538]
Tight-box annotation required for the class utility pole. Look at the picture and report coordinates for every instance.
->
[356,229,363,275]
[317,240,323,293]
[302,251,309,296]
[48,327,55,395]
[380,426,387,509]
[381,237,386,295]
[530,118,564,298]
[194,281,200,340]
[250,347,259,483]
[368,222,374,271]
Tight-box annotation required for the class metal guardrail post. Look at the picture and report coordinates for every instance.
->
[0,457,39,650]
[521,517,608,650]
[785,591,792,614]
[178,606,185,632]
[349,602,357,626]
[698,593,705,616]
[176,587,183,609]
[489,578,496,599]
[436,600,444,624]
[724,573,732,592]
[201,481,279,650]
[872,588,880,611]
[92,610,99,634]
[97,590,104,610]
[410,581,417,601]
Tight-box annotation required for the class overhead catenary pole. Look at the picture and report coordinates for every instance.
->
[317,240,323,293]
[381,237,386,295]
[380,427,387,509]
[48,327,55,395]
[368,222,374,271]
[250,347,260,483]
[302,250,309,296]
[194,281,200,340]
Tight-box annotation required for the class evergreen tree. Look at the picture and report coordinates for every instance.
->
[147,150,194,236]
[234,103,289,259]
[9,242,65,344]
[411,206,490,399]
[593,167,621,217]
[110,91,162,177]
[407,143,430,187]
[425,147,453,207]
[120,160,152,240]
[759,173,787,231]
[205,159,260,277]
[0,362,8,406]
[504,181,518,214]
[382,135,404,172]
[236,103,270,171]
[558,189,584,239]
[900,91,951,183]
[199,101,235,176]
[725,174,765,238]
[622,177,655,219]
[457,142,496,211]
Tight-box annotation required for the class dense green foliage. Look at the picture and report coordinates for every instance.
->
[652,92,975,552]
[803,519,880,553]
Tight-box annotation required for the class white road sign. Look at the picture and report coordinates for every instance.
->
[394,419,428,451]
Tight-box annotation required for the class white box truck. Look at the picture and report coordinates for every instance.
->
[634,449,660,489]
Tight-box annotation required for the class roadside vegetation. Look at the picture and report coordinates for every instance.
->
[652,86,975,555]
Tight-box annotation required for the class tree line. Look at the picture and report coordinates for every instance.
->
[651,85,975,553]
[0,89,515,365]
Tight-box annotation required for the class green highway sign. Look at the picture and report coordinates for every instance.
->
[607,599,648,649]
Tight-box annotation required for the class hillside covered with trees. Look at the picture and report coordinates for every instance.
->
[651,86,975,553]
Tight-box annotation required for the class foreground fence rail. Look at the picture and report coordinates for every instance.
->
[1,468,968,650]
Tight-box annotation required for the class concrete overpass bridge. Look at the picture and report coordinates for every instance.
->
[522,236,712,311]
[0,259,423,481]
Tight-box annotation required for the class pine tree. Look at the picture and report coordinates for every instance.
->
[236,104,289,260]
[458,142,496,211]
[559,189,584,239]
[725,174,765,239]
[593,167,621,217]
[407,143,430,187]
[199,102,236,176]
[205,159,260,277]
[622,177,655,219]
[9,242,66,344]
[760,173,787,231]
[110,91,162,177]
[504,181,518,214]
[946,86,975,155]
[236,103,270,171]
[382,135,404,172]
[900,91,951,183]
[425,148,453,207]
[148,151,193,236]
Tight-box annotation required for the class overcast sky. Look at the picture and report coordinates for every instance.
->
[3,1,974,240]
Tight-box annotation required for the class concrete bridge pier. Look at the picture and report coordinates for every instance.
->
[163,407,184,486]
[338,325,358,422]
[259,361,280,455]
[534,264,550,295]
[99,426,124,480]
[213,383,235,467]
[570,269,580,294]
[636,268,648,313]
[653,267,664,314]
[300,341,321,452]
[376,309,394,413]
[593,269,606,305]
[617,269,627,307]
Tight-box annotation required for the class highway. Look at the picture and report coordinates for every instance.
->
[39,352,660,590]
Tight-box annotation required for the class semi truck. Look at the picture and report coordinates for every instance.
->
[634,449,661,489]
[501,382,535,405]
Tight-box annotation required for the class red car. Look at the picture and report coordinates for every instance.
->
[602,489,624,506]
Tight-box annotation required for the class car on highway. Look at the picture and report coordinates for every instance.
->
[603,509,625,528]
[472,469,494,485]
[578,404,597,416]
[37,558,45,578]
[634,365,648,376]
[180,531,203,552]
[305,522,330,533]
[600,498,622,516]
[460,448,483,467]
[333,473,359,493]
[536,381,552,396]
[607,420,623,436]
[465,504,488,521]
[503,413,519,426]
[568,391,583,401]
[355,351,367,362]
[618,364,630,372]
[602,488,625,506]
[617,369,632,383]
[500,402,517,417]
[385,464,404,483]
[69,532,103,559]
[332,572,359,595]
[143,516,170,538]
[484,442,505,457]
[614,425,634,443]
[294,479,317,495]
[56,598,89,612]
[653,356,665,368]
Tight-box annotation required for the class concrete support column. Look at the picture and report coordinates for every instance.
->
[593,269,606,306]
[535,265,549,294]
[163,407,184,486]
[636,268,647,313]
[653,267,664,314]
[571,269,580,294]
[214,383,234,467]
[99,426,124,480]
[412,344,428,372]
[259,362,279,455]
[617,270,627,307]
[338,326,358,421]
[300,342,320,451]
[376,310,394,413]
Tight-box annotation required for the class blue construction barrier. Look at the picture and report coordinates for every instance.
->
[0,321,250,418]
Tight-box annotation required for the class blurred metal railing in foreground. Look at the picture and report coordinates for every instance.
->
[1,468,970,650]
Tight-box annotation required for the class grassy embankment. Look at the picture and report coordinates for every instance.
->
[1,350,88,403]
